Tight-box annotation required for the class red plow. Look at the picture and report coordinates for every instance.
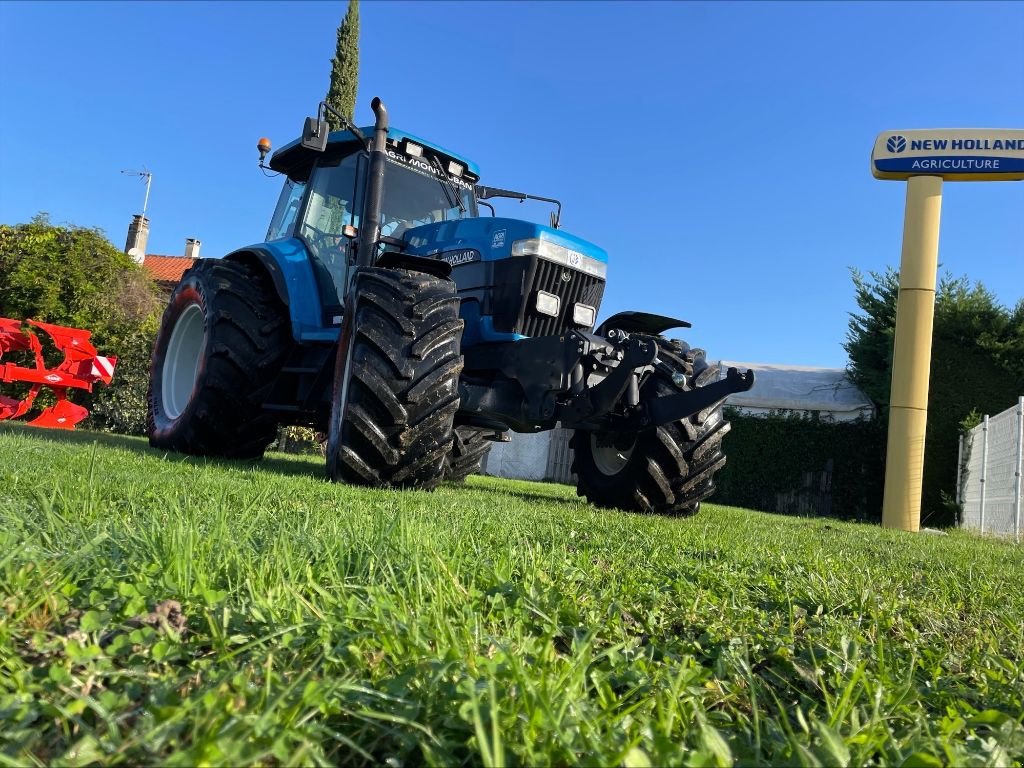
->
[0,318,117,429]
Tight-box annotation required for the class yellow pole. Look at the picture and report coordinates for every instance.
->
[882,175,943,531]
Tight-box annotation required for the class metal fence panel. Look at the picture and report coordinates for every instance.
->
[960,397,1023,541]
[545,427,576,485]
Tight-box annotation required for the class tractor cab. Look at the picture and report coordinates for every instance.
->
[265,127,480,304]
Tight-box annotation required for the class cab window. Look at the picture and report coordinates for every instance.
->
[300,153,363,295]
[265,178,306,241]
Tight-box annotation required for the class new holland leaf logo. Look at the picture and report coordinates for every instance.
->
[887,135,907,153]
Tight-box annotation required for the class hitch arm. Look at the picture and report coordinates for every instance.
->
[561,335,657,425]
[642,367,755,428]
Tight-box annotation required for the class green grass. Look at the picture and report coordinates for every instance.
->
[1,423,1022,767]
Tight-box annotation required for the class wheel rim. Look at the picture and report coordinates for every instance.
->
[590,432,636,476]
[161,303,205,420]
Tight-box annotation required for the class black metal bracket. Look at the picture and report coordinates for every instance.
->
[458,331,755,436]
[463,332,592,425]
[561,334,657,426]
[639,367,755,428]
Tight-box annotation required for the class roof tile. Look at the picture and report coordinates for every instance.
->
[142,255,197,284]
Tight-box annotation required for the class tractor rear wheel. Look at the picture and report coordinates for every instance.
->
[571,337,730,516]
[147,259,289,459]
[326,267,463,489]
[444,427,493,483]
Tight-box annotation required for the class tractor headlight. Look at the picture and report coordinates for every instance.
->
[573,303,596,327]
[535,291,560,317]
[511,238,607,279]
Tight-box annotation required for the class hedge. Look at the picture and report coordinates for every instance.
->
[714,409,886,521]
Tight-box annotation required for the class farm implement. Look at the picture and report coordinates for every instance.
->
[0,318,117,429]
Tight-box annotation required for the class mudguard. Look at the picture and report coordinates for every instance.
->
[595,311,691,337]
[377,251,452,280]
[223,239,342,343]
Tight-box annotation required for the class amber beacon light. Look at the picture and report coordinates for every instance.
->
[257,137,272,163]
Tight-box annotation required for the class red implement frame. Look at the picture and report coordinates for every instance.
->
[0,317,118,429]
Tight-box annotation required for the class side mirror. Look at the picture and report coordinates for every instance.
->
[301,117,329,152]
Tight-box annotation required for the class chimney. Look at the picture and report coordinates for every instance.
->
[184,238,201,260]
[125,214,149,264]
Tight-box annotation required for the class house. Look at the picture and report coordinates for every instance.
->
[123,213,201,294]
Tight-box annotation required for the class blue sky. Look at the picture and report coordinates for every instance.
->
[1,1,1021,368]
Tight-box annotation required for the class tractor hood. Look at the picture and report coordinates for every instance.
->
[401,217,608,276]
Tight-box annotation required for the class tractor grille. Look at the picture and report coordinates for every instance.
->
[516,259,602,335]
[521,258,604,338]
[490,256,605,337]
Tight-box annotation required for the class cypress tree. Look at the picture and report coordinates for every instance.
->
[325,0,359,123]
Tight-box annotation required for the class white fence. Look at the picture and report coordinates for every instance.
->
[958,397,1024,542]
[481,428,576,484]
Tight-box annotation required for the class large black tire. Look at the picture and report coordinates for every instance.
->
[148,258,290,459]
[571,337,730,516]
[326,267,463,489]
[444,427,493,483]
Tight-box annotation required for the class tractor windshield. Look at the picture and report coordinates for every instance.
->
[275,148,478,298]
[378,156,476,238]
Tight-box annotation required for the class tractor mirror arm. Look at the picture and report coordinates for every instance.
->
[307,102,371,152]
[474,185,562,229]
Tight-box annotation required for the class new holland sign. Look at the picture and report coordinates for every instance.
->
[873,127,1021,534]
[872,129,1024,181]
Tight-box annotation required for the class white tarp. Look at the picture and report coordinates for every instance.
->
[717,360,875,421]
[481,430,551,481]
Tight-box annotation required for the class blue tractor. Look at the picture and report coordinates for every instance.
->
[148,98,753,514]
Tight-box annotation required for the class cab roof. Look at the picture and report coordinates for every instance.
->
[269,126,481,182]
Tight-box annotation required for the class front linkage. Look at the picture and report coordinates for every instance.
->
[460,322,754,434]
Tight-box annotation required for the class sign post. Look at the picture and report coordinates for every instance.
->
[871,129,1024,532]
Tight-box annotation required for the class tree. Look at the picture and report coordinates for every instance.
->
[325,0,359,123]
[844,267,1023,525]
[0,214,162,434]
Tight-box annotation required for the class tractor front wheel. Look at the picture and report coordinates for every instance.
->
[444,427,493,483]
[147,258,289,459]
[326,267,463,489]
[571,338,730,516]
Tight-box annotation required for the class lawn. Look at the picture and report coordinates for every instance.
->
[1,423,1022,766]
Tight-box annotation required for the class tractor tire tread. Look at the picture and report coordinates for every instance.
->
[148,258,290,459]
[444,427,493,484]
[571,334,730,516]
[329,267,463,490]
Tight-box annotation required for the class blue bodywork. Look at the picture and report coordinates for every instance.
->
[403,217,608,345]
[224,238,342,342]
[402,217,607,265]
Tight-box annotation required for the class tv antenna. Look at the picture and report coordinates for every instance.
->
[121,168,153,218]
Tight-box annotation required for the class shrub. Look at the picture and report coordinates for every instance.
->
[0,214,162,435]
[715,409,885,521]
